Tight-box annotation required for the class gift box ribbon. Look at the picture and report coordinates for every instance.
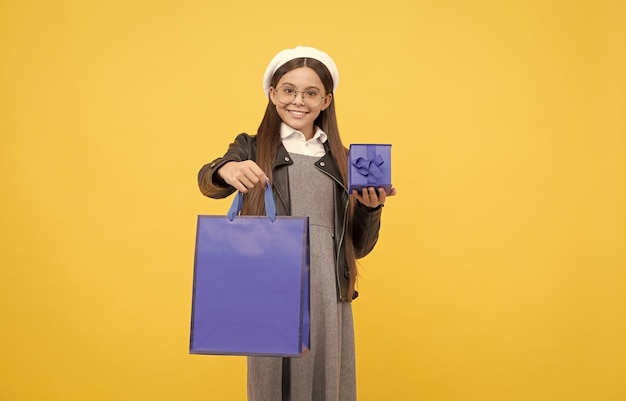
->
[351,146,385,185]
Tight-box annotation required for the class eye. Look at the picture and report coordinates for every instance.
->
[306,90,321,97]
[281,87,295,95]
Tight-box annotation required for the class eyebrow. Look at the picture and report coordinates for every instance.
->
[279,82,322,91]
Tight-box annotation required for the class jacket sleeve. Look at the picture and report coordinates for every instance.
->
[197,133,254,199]
[351,202,383,259]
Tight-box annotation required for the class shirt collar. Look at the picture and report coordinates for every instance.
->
[280,123,328,143]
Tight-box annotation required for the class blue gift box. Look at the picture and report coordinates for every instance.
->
[348,144,392,194]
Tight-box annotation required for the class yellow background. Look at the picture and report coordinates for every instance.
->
[1,0,625,400]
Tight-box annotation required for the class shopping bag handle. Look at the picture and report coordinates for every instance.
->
[227,179,277,222]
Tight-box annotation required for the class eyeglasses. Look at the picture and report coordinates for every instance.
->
[274,86,325,108]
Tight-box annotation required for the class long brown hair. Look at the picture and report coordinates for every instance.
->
[243,57,359,283]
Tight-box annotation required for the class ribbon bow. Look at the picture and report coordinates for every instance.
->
[351,146,385,185]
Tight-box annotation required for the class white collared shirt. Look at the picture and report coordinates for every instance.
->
[280,123,327,157]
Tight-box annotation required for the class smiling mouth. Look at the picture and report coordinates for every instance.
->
[288,110,308,117]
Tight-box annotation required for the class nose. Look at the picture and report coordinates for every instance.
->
[292,91,305,105]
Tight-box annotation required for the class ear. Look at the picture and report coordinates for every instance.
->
[322,92,332,110]
[269,87,279,106]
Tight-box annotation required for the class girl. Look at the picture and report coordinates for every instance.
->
[198,46,396,401]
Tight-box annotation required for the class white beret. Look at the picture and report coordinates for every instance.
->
[263,46,339,98]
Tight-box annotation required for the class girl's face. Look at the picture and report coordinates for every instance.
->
[269,66,332,140]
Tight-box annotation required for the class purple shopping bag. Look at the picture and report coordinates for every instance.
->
[190,182,310,357]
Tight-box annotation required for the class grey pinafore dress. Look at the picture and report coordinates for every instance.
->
[247,153,357,401]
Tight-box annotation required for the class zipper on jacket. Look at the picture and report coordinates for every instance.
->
[315,164,350,301]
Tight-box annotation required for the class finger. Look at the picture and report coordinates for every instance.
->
[230,180,249,193]
[240,170,261,188]
[367,187,378,203]
[351,189,363,203]
[352,189,366,204]
[223,170,257,193]
[368,187,384,206]
[352,189,369,206]
[377,187,387,204]
[240,161,268,187]
[359,188,371,205]
[241,163,263,182]
[360,187,378,207]
[238,175,258,192]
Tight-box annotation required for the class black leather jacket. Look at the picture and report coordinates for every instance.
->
[198,133,383,302]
